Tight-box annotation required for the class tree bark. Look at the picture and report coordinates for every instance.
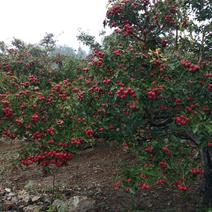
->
[202,147,212,207]
[198,31,205,65]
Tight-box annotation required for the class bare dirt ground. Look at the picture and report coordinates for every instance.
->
[0,139,206,211]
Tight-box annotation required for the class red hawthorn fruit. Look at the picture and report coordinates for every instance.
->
[32,131,43,140]
[1,99,10,107]
[95,51,105,59]
[83,68,89,73]
[153,59,161,66]
[177,185,188,191]
[103,79,111,84]
[31,113,39,123]
[181,60,200,72]
[191,168,204,175]
[28,75,38,84]
[115,28,122,33]
[4,64,11,70]
[139,173,148,179]
[147,91,157,100]
[202,106,209,112]
[185,106,193,112]
[203,73,212,77]
[98,127,104,133]
[129,103,137,110]
[113,50,122,56]
[22,90,30,95]
[208,143,212,148]
[181,60,192,68]
[187,96,193,101]
[138,183,150,190]
[48,139,55,144]
[208,84,212,92]
[37,95,45,101]
[123,0,129,4]
[56,119,64,126]
[160,161,168,169]
[161,39,168,47]
[160,105,169,110]
[15,119,23,126]
[122,143,129,151]
[97,59,103,67]
[113,182,121,190]
[170,6,177,14]
[84,129,94,138]
[41,161,49,167]
[25,124,32,129]
[70,137,83,145]
[164,15,175,25]
[143,0,149,6]
[124,187,131,193]
[127,178,132,183]
[175,98,182,104]
[58,142,68,148]
[175,115,190,126]
[189,64,200,72]
[56,161,63,167]
[144,146,153,154]
[3,107,13,118]
[174,180,182,187]
[123,23,133,35]
[156,179,166,185]
[162,146,172,157]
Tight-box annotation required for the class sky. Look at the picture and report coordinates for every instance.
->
[0,0,110,50]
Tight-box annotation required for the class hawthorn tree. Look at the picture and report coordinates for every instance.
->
[0,0,211,208]
[78,0,212,206]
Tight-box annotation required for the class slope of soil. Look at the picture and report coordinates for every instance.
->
[0,139,205,211]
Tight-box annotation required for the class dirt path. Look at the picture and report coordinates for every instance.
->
[0,139,204,211]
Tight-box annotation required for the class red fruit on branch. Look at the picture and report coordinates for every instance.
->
[144,146,153,154]
[31,113,39,123]
[147,91,157,100]
[191,168,204,175]
[84,129,94,138]
[177,185,188,191]
[160,161,168,169]
[208,84,212,92]
[3,107,13,118]
[175,115,190,126]
[156,179,166,185]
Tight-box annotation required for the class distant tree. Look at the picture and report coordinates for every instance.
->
[77,31,101,50]
[76,47,87,59]
[40,33,56,54]
[54,45,76,56]
[11,38,26,51]
[28,44,45,57]
[0,41,7,54]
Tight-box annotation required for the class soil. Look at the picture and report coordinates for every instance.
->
[0,139,207,212]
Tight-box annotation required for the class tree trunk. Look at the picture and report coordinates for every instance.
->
[202,147,212,207]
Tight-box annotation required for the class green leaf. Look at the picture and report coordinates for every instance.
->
[192,124,200,134]
[205,122,212,134]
